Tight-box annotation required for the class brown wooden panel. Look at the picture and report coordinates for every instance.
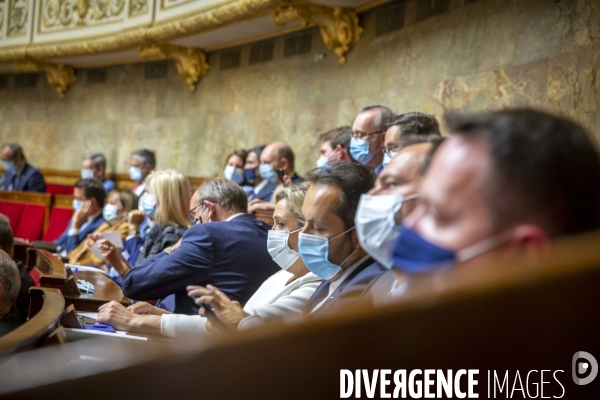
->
[253,210,274,226]
[52,194,74,209]
[64,269,129,312]
[0,287,64,356]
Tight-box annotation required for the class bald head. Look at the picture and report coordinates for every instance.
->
[369,142,432,221]
[261,141,295,175]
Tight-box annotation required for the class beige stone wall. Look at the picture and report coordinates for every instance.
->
[0,0,598,178]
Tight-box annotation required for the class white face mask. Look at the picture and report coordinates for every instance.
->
[81,168,94,179]
[267,228,301,270]
[355,193,418,269]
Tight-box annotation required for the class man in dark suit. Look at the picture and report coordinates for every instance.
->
[0,143,46,193]
[55,178,106,254]
[248,141,304,213]
[103,178,280,315]
[297,162,386,316]
[0,250,22,337]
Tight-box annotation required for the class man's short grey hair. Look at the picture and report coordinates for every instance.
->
[197,178,248,214]
[1,143,25,161]
[0,252,20,310]
[83,152,107,171]
[354,104,396,132]
[131,149,156,169]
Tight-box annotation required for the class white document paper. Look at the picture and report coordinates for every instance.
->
[89,231,124,259]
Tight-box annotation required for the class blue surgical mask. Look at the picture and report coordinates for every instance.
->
[259,164,277,183]
[392,225,514,274]
[350,137,376,165]
[223,166,245,185]
[391,225,455,273]
[382,151,398,168]
[102,203,120,221]
[81,168,94,179]
[298,227,357,280]
[139,192,157,219]
[129,165,143,182]
[72,200,82,211]
[2,161,15,172]
[245,167,256,182]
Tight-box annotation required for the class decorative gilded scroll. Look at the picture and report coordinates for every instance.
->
[139,43,209,91]
[271,0,362,64]
[15,59,77,98]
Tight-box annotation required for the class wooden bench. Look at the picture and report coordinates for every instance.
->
[0,288,64,356]
[253,210,274,226]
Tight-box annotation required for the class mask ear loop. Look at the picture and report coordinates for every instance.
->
[329,226,359,269]
[455,229,514,263]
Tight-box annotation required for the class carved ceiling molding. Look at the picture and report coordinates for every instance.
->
[0,0,277,63]
[270,0,362,64]
[15,59,76,98]
[139,43,209,91]
[0,0,364,65]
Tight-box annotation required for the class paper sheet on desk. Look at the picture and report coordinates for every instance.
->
[89,231,124,259]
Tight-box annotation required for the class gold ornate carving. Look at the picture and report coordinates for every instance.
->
[270,0,362,64]
[0,0,278,63]
[15,59,77,98]
[139,43,209,91]
[8,0,30,37]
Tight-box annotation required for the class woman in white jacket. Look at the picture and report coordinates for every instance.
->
[97,183,322,339]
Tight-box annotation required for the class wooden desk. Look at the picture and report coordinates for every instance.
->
[12,240,30,265]
[65,270,129,312]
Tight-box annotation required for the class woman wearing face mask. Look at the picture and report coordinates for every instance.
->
[95,183,323,338]
[67,189,138,266]
[115,170,192,269]
[222,149,248,186]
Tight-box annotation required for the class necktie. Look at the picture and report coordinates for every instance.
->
[305,281,330,313]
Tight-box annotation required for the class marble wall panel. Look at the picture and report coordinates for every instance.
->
[0,0,599,178]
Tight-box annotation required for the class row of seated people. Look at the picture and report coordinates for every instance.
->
[2,106,599,346]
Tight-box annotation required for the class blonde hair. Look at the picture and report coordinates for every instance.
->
[273,183,310,228]
[146,170,192,227]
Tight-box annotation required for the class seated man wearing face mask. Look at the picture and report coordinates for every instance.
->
[248,142,303,214]
[81,152,116,194]
[300,162,386,316]
[0,143,46,193]
[382,112,442,169]
[350,105,396,177]
[98,178,280,315]
[316,126,355,168]
[356,137,446,270]
[55,179,107,255]
[129,149,156,197]
[373,108,600,301]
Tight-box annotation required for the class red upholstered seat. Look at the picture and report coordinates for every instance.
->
[43,207,73,241]
[0,202,25,232]
[15,204,47,241]
[45,184,74,195]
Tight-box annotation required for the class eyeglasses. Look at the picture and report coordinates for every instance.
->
[352,130,384,140]
[186,204,202,224]
[383,145,400,157]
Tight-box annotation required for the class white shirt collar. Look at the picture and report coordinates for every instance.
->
[226,213,244,222]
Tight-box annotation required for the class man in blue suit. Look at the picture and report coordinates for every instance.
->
[0,144,46,193]
[55,178,106,254]
[107,178,279,315]
[298,162,386,317]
